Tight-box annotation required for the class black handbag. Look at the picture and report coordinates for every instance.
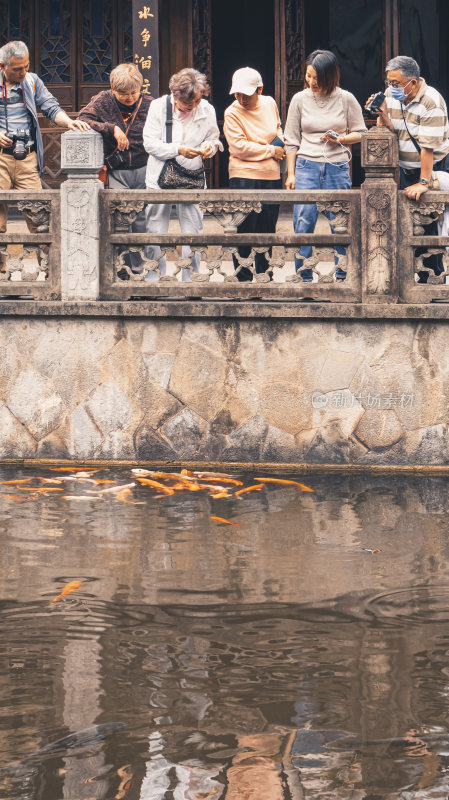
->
[158,95,205,190]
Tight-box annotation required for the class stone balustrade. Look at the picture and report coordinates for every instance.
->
[0,127,449,305]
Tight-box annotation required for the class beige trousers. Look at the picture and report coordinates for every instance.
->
[0,150,42,232]
[0,151,43,268]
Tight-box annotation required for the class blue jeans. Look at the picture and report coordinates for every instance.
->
[293,157,351,281]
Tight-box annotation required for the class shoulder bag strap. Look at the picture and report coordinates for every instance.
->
[108,94,144,158]
[124,95,142,135]
[165,94,173,143]
[401,105,421,154]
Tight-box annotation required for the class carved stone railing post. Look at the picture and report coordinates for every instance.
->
[60,131,104,301]
[361,128,399,303]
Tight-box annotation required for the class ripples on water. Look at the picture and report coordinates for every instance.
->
[1,467,449,798]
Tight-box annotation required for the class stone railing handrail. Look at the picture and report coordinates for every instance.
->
[1,127,449,304]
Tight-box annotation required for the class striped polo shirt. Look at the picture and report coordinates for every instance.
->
[385,78,449,169]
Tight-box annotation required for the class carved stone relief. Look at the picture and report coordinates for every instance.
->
[198,200,262,232]
[366,190,392,293]
[111,200,145,232]
[17,201,51,233]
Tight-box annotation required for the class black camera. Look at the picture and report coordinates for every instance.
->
[105,150,125,171]
[6,128,30,160]
[366,92,386,115]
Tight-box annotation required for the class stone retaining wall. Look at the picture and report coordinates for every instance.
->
[1,311,448,466]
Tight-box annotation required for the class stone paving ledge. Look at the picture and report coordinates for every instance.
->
[1,300,449,319]
[2,458,449,473]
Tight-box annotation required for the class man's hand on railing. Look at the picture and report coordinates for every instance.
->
[68,119,91,132]
[404,182,429,201]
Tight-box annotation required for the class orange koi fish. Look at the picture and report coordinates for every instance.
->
[49,467,100,472]
[210,491,231,499]
[93,479,116,484]
[137,478,175,495]
[254,478,314,492]
[234,484,264,497]
[0,494,26,500]
[0,478,34,485]
[52,580,82,604]
[210,516,240,526]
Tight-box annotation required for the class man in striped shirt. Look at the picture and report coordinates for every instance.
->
[370,55,449,199]
[367,55,449,281]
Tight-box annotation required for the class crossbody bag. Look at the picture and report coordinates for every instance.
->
[158,95,205,190]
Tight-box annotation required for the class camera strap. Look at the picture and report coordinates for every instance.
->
[401,105,421,155]
[1,75,9,133]
[1,73,34,143]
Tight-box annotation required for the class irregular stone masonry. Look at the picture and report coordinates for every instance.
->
[0,315,447,466]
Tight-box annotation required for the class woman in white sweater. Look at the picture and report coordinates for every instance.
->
[143,68,221,281]
[284,50,366,282]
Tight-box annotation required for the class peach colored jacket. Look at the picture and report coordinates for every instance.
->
[223,94,283,180]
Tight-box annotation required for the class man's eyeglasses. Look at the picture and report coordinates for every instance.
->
[384,79,413,89]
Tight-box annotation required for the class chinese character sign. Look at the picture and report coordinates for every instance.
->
[133,1,159,96]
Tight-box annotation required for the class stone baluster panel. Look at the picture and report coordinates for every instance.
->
[60,131,104,301]
[361,129,399,303]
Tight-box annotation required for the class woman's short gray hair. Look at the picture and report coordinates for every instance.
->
[110,63,143,92]
[385,56,420,79]
[0,40,29,65]
[169,68,209,101]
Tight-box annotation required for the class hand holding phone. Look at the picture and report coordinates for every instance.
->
[322,130,340,140]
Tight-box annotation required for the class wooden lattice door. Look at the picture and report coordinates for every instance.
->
[0,0,133,185]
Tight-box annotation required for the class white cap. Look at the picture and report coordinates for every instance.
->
[229,67,263,96]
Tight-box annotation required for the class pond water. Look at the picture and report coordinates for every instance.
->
[1,466,449,799]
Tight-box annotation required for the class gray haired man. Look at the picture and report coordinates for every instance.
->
[366,55,449,281]
[0,40,89,241]
[367,55,449,199]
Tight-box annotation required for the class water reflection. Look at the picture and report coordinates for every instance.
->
[1,469,449,797]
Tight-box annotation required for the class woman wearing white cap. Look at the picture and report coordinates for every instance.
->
[223,67,285,282]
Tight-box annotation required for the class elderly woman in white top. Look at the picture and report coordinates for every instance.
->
[143,67,221,281]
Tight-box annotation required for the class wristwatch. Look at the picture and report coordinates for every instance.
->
[419,177,429,185]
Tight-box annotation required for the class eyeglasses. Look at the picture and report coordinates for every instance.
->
[384,78,413,89]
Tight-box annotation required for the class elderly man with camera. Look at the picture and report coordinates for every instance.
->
[0,40,89,248]
[366,55,449,282]
[367,56,449,198]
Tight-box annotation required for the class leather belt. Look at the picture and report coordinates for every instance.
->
[0,143,37,155]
